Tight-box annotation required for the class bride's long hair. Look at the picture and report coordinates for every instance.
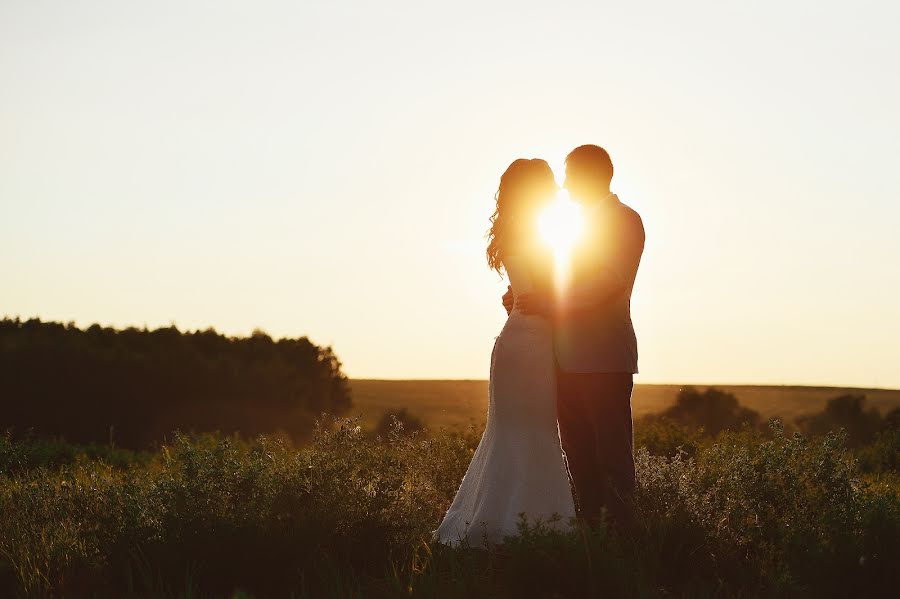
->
[486,158,557,274]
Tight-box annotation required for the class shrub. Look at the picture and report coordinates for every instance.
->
[374,408,426,439]
[0,430,148,475]
[0,422,897,597]
[856,428,900,474]
[635,421,899,596]
[633,416,706,458]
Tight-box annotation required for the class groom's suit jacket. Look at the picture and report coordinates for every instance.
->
[554,194,644,374]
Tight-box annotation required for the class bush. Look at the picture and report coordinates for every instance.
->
[633,417,706,458]
[0,430,148,475]
[374,408,426,439]
[0,422,897,597]
[856,428,900,474]
[635,422,895,595]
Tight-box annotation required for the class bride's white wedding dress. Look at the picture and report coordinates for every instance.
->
[435,255,576,546]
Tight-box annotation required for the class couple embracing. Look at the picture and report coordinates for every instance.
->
[436,145,645,546]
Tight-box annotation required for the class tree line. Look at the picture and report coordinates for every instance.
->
[0,318,351,448]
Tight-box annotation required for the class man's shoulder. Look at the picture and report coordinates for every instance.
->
[615,198,641,221]
[614,199,644,237]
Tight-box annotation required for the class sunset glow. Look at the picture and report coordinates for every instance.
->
[538,190,584,290]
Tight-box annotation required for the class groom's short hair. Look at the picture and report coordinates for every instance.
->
[566,145,614,184]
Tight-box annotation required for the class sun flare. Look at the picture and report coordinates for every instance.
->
[538,191,583,253]
[538,190,584,290]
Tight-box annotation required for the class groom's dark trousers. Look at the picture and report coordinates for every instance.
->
[553,193,644,530]
[557,371,635,529]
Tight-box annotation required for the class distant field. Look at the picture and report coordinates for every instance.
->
[348,379,900,430]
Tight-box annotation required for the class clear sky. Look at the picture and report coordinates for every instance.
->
[2,1,899,388]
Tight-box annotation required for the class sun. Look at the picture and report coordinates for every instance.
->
[539,189,584,259]
[538,190,584,288]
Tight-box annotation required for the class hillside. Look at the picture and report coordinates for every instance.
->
[348,379,900,430]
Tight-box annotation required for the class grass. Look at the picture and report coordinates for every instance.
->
[1,421,898,598]
[348,379,900,431]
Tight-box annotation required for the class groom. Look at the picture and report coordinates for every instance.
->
[504,144,645,529]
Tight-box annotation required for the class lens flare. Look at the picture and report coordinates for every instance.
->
[538,190,584,292]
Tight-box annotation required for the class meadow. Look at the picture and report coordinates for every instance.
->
[1,416,898,597]
[348,379,900,430]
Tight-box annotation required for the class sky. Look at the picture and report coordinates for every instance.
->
[2,0,899,388]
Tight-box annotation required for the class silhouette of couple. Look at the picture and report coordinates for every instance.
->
[436,145,644,545]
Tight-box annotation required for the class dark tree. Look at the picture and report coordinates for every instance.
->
[659,386,760,436]
[797,394,884,447]
[0,318,351,448]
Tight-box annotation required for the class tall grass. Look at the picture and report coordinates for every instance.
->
[0,421,897,597]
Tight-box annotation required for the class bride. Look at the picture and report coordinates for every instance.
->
[435,158,576,546]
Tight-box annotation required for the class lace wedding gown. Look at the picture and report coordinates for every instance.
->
[435,254,576,546]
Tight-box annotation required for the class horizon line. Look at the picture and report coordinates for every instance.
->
[348,378,900,392]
